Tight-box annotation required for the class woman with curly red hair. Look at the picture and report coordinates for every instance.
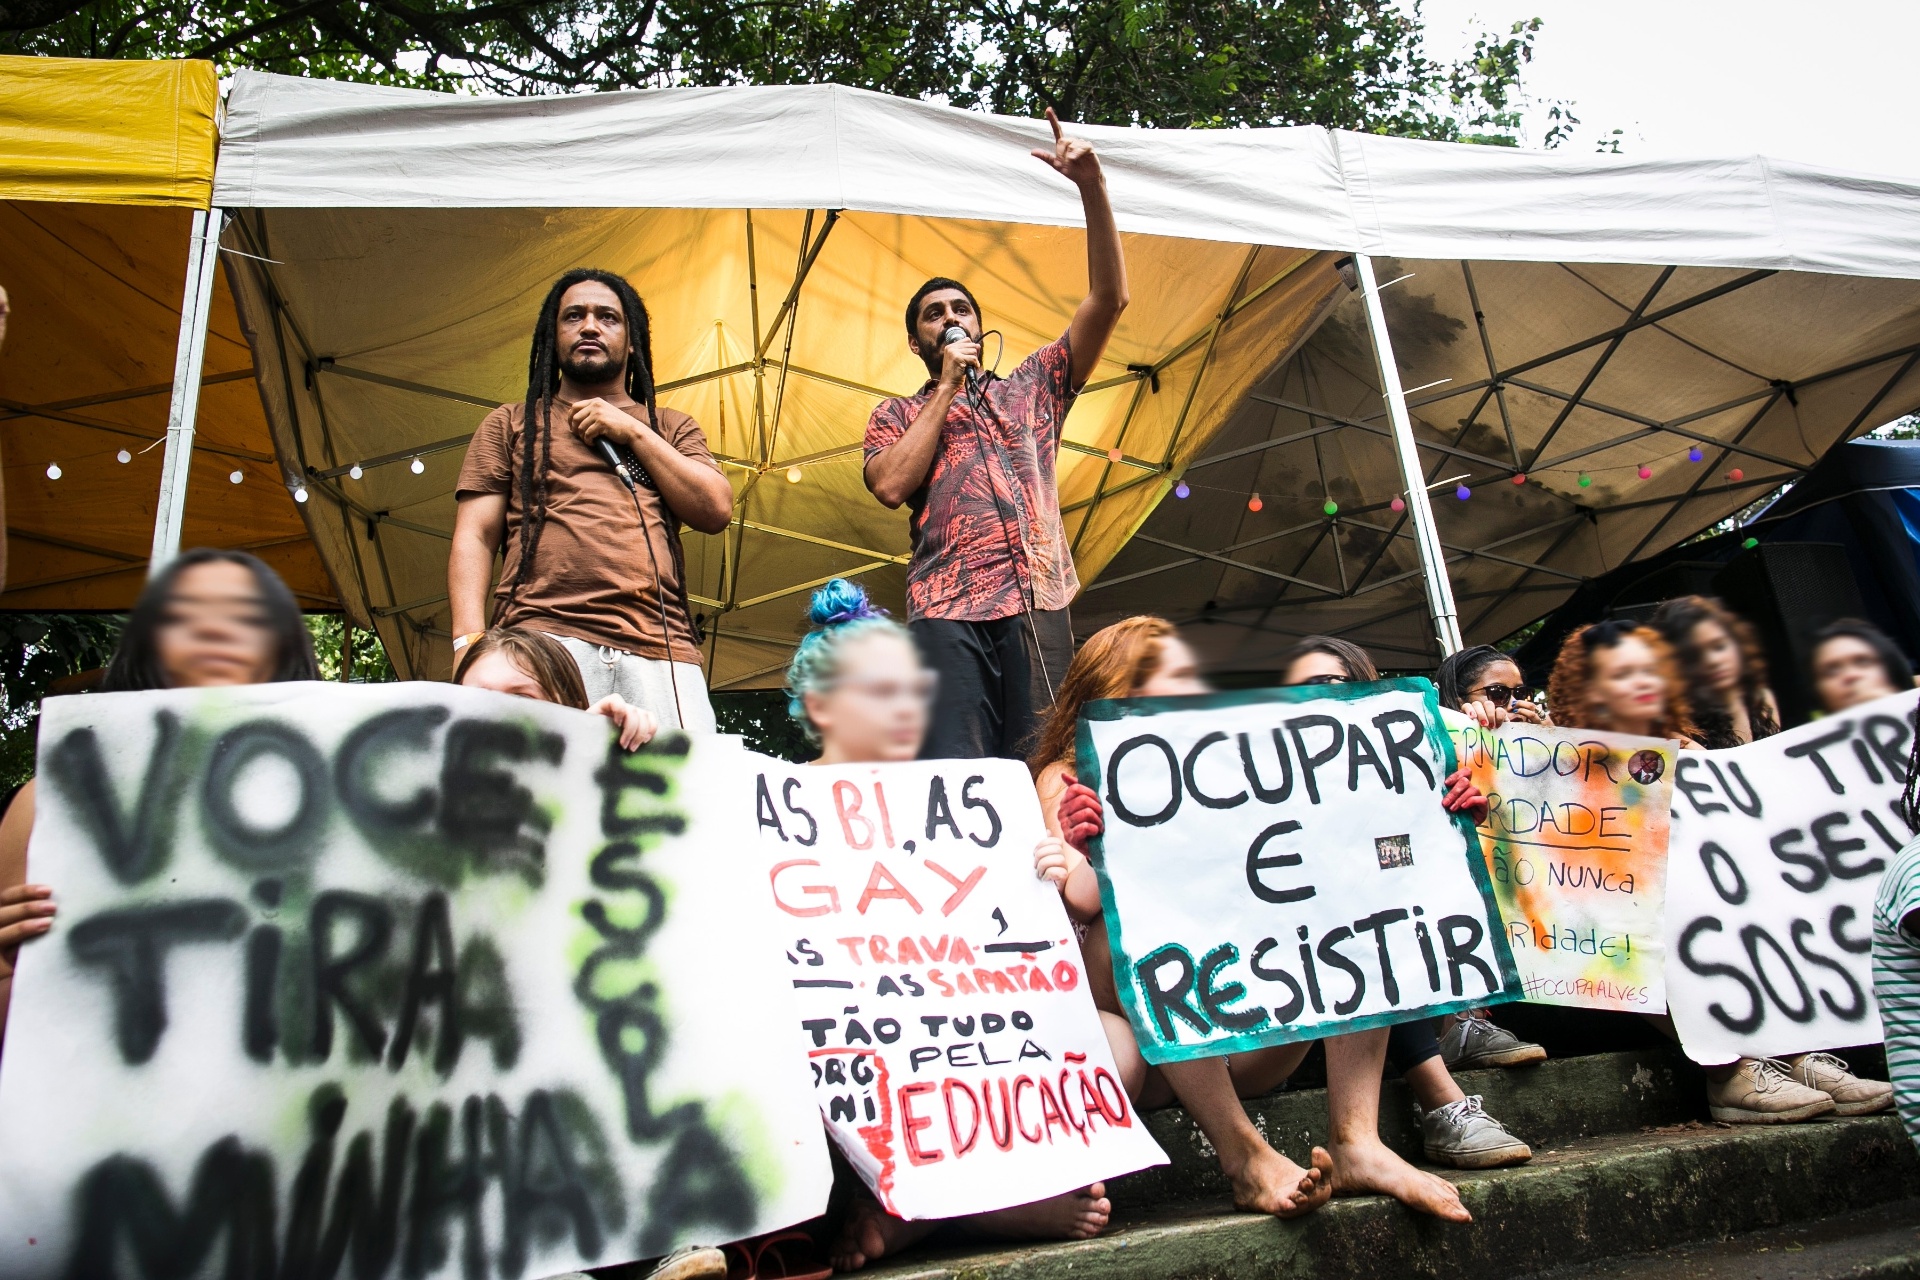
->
[1549,619,1886,1122]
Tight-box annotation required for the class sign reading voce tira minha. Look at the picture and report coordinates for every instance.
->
[1075,681,1521,1065]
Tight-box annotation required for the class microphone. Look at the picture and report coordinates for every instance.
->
[596,438,653,491]
[941,323,981,388]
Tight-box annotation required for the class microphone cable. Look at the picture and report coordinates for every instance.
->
[602,436,688,733]
[959,373,1059,706]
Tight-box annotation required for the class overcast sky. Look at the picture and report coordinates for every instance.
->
[1418,0,1920,177]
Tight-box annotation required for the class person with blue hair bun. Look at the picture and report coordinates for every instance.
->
[777,580,1115,1268]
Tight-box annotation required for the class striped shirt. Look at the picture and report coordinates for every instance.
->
[1872,836,1920,1154]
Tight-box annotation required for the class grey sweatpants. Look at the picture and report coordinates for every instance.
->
[547,634,717,733]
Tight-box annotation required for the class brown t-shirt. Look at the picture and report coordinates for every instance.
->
[456,399,715,663]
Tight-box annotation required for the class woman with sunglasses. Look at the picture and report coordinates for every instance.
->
[1431,647,1556,1075]
[778,580,1118,1272]
[0,549,320,1056]
[1436,644,1550,731]
[1550,619,1887,1121]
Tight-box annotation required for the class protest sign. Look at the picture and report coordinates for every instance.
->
[1665,688,1919,1065]
[1078,681,1520,1065]
[0,683,829,1280]
[1447,712,1674,1012]
[747,754,1165,1221]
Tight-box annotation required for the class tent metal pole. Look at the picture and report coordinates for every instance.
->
[1353,252,1463,656]
[149,208,224,572]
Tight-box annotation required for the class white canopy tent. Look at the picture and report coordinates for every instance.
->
[205,73,1920,680]
[210,74,1346,680]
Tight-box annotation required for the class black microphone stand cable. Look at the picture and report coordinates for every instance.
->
[959,370,1058,707]
[605,439,688,733]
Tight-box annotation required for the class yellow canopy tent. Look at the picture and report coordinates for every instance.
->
[211,75,1346,682]
[0,55,333,610]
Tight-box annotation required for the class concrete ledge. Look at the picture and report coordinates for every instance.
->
[862,1117,1920,1280]
[1114,1047,1698,1209]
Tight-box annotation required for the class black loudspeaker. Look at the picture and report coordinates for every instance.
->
[1608,560,1729,627]
[1712,543,1866,728]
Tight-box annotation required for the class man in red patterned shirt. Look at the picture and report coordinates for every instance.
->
[864,110,1129,760]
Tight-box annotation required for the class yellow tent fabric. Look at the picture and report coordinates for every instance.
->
[0,56,217,208]
[0,58,332,611]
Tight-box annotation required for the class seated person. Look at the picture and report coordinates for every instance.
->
[455,625,659,750]
[1811,618,1914,713]
[1873,729,1920,1155]
[779,581,1127,1272]
[1551,620,1886,1120]
[0,549,321,1055]
[1432,645,1553,1073]
[1031,617,1487,1215]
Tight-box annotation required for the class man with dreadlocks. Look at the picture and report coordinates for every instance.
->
[451,269,734,731]
[864,108,1128,761]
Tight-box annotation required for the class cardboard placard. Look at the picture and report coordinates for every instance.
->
[748,755,1166,1220]
[1447,712,1675,1012]
[0,684,829,1279]
[1665,689,1919,1064]
[1077,682,1520,1065]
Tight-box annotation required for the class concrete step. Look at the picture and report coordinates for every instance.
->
[1528,1196,1920,1279]
[861,1116,1920,1280]
[1116,1047,1697,1210]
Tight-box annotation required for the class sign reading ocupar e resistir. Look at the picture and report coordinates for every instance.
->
[1077,681,1521,1064]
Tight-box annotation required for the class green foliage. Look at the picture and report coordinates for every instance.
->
[713,689,813,763]
[0,612,125,791]
[305,614,398,683]
[4,0,1549,141]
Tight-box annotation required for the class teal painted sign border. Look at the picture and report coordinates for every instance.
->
[1072,677,1523,1065]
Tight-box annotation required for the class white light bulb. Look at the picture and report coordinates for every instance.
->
[293,485,309,503]
[409,456,424,475]
[786,465,803,483]
[45,462,61,480]
[116,449,132,464]
[349,464,363,480]
[229,469,244,484]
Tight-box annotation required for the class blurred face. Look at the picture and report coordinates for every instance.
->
[805,631,932,763]
[556,281,630,385]
[1588,637,1668,729]
[155,561,278,688]
[1813,636,1899,712]
[1282,650,1352,688]
[1691,620,1743,693]
[459,649,549,702]
[1135,634,1209,697]
[909,287,980,371]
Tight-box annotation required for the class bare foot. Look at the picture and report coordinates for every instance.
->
[966,1183,1112,1242]
[830,1193,937,1272]
[1328,1137,1471,1223]
[1229,1143,1334,1219]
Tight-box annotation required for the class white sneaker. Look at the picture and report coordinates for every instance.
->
[1705,1057,1837,1124]
[1421,1095,1532,1169]
[1782,1052,1894,1116]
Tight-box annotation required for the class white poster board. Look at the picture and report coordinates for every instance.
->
[1077,682,1520,1064]
[746,755,1166,1221]
[1446,712,1676,1012]
[1665,688,1919,1064]
[0,683,829,1279]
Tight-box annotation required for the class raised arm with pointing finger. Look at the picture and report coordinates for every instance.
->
[861,109,1130,762]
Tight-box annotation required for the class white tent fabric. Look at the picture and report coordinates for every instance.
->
[210,73,1920,682]
[213,74,1344,681]
[216,75,1920,280]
